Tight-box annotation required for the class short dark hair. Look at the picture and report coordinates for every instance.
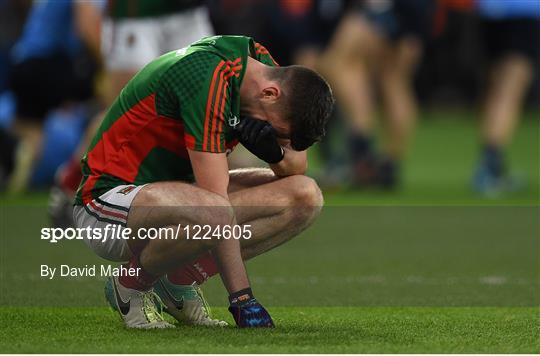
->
[268,65,334,151]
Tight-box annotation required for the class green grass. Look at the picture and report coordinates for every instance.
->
[0,114,539,353]
[1,307,538,353]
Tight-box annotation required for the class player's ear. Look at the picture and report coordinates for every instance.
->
[261,86,280,102]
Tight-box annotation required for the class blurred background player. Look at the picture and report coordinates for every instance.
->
[6,0,100,193]
[1,0,538,203]
[50,0,215,227]
[320,0,436,189]
[472,0,540,196]
[209,0,348,171]
[0,0,28,186]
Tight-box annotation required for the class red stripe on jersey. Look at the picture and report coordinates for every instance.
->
[215,62,243,152]
[216,61,243,151]
[210,67,227,152]
[185,133,196,150]
[255,42,279,66]
[203,60,226,151]
[216,81,229,152]
[203,58,242,153]
[230,65,243,72]
[209,60,241,152]
[82,175,99,205]
[82,94,187,204]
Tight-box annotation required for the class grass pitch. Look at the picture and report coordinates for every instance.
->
[1,113,539,353]
[1,307,539,353]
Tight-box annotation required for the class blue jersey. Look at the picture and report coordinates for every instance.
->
[477,0,540,20]
[11,0,81,63]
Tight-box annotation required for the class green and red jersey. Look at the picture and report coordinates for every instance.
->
[75,35,278,205]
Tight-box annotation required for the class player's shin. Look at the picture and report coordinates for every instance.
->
[153,252,227,326]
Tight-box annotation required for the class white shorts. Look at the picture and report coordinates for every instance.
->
[73,184,146,262]
[101,6,213,71]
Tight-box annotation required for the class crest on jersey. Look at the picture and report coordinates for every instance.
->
[228,115,239,128]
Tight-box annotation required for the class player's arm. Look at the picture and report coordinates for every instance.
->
[174,54,273,327]
[187,149,249,293]
[269,144,308,177]
[235,117,308,177]
[188,149,274,328]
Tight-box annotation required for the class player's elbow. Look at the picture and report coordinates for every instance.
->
[273,159,308,177]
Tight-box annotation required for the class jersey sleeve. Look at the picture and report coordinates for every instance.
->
[164,52,233,153]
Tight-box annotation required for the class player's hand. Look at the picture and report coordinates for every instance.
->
[228,298,275,328]
[234,116,284,164]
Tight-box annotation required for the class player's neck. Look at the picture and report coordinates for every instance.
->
[240,58,268,116]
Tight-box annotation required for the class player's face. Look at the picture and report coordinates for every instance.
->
[266,115,291,140]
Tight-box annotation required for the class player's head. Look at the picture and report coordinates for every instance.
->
[242,64,334,151]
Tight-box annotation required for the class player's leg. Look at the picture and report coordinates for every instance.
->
[474,19,538,195]
[228,169,323,260]
[321,12,395,186]
[474,54,533,195]
[378,36,421,188]
[119,182,233,327]
[83,182,231,328]
[126,182,234,275]
[481,55,532,151]
[0,127,18,186]
[169,168,322,276]
[154,170,323,324]
[322,14,379,135]
[7,55,66,193]
[7,120,42,193]
[321,14,380,170]
[165,169,322,281]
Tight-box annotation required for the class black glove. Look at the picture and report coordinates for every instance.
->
[228,299,275,328]
[234,116,284,164]
[228,288,274,328]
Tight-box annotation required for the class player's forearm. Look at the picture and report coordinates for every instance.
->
[270,147,308,177]
[213,233,250,294]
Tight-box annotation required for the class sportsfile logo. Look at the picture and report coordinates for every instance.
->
[40,224,253,244]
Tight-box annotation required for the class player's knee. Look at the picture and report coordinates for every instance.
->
[285,175,323,229]
[290,175,324,210]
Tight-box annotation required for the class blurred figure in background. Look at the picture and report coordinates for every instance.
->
[473,0,540,196]
[6,0,100,193]
[100,0,213,106]
[0,0,29,186]
[50,0,214,227]
[320,0,436,189]
[207,0,346,170]
[265,0,347,68]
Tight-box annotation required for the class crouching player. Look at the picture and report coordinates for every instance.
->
[73,35,334,329]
